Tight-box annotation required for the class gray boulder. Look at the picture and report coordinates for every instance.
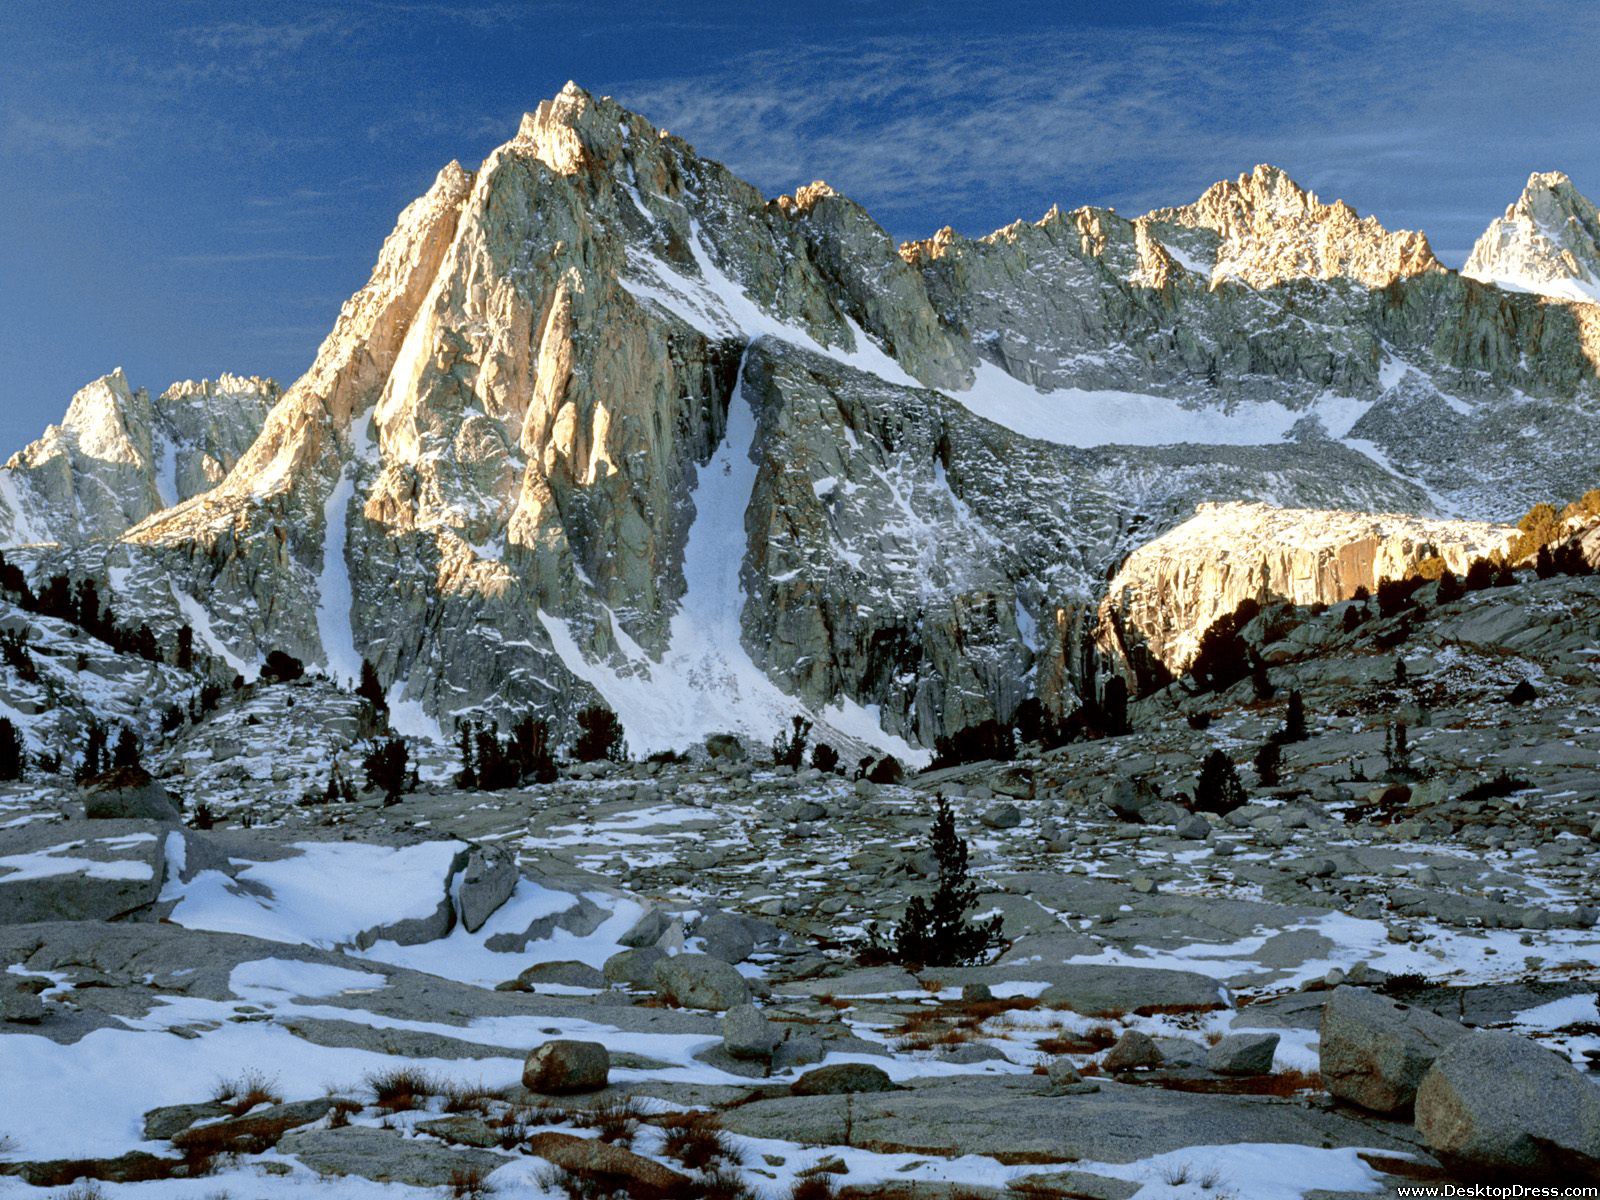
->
[619,907,675,949]
[1038,964,1224,1016]
[981,802,1022,830]
[1319,985,1468,1114]
[1103,1030,1163,1071]
[1103,778,1160,822]
[1,981,46,1024]
[1046,1057,1100,1095]
[0,819,166,923]
[277,1126,503,1186]
[522,1039,610,1094]
[1175,813,1212,840]
[723,1003,779,1061]
[705,734,746,761]
[697,911,757,964]
[1207,1031,1280,1075]
[1415,1029,1600,1180]
[82,768,181,822]
[792,1062,896,1095]
[514,960,605,990]
[603,946,666,988]
[653,953,751,1010]
[455,845,518,933]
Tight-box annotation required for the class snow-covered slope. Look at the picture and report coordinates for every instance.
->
[1463,171,1600,304]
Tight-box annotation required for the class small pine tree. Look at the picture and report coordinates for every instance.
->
[574,704,627,763]
[78,721,108,781]
[1190,598,1261,693]
[771,715,811,769]
[1281,689,1307,742]
[1394,657,1408,685]
[1464,558,1496,591]
[363,737,410,801]
[456,722,476,788]
[261,649,305,684]
[1385,721,1410,775]
[0,718,24,781]
[1535,544,1557,579]
[1253,739,1281,786]
[112,728,141,771]
[881,796,1004,968]
[509,716,558,784]
[356,659,388,714]
[1193,749,1246,815]
[1250,656,1275,700]
[1436,568,1464,604]
[810,742,841,774]
[175,624,194,671]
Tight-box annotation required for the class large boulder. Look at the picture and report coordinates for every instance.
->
[603,946,666,987]
[791,1063,896,1095]
[1319,985,1469,1114]
[723,1003,779,1061]
[1207,1031,1280,1075]
[652,953,751,1010]
[82,768,181,822]
[526,1131,691,1197]
[1102,778,1160,823]
[1415,1030,1600,1180]
[696,910,757,964]
[1038,965,1224,1016]
[455,845,517,933]
[522,1039,610,1094]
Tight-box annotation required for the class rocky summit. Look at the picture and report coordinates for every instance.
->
[1,82,1598,1199]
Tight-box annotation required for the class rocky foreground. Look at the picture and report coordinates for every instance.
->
[2,563,1598,1197]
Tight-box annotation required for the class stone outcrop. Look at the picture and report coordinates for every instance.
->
[1317,985,1470,1116]
[1096,502,1513,685]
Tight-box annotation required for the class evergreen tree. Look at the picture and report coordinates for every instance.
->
[363,738,410,802]
[261,650,305,684]
[0,718,24,781]
[574,705,628,763]
[1193,749,1246,815]
[881,796,1004,967]
[1190,598,1261,693]
[1254,739,1281,786]
[77,721,108,781]
[1281,689,1307,742]
[508,716,557,784]
[1436,567,1465,603]
[356,659,388,713]
[810,742,841,774]
[1535,544,1557,579]
[175,625,194,672]
[771,715,811,769]
[112,728,142,771]
[455,722,477,788]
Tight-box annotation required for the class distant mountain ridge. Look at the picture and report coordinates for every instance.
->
[2,84,1595,756]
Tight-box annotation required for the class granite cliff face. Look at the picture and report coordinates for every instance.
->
[1095,501,1514,687]
[4,85,1598,753]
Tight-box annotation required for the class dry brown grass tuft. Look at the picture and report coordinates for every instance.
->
[210,1068,281,1117]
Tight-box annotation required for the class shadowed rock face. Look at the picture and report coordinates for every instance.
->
[4,84,1598,751]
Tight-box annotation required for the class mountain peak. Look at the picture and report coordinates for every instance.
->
[1464,170,1600,304]
[1146,164,1441,289]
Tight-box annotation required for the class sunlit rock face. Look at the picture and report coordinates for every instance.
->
[1465,171,1600,304]
[4,84,1597,752]
[1094,501,1514,688]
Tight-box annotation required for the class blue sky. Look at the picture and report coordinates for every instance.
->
[3,0,1597,454]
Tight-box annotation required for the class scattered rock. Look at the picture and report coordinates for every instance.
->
[455,844,518,933]
[1415,1029,1600,1180]
[522,1039,610,1094]
[1319,985,1469,1114]
[1103,1030,1163,1071]
[792,1062,897,1096]
[723,1003,780,1061]
[1207,1031,1280,1075]
[653,953,751,1010]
